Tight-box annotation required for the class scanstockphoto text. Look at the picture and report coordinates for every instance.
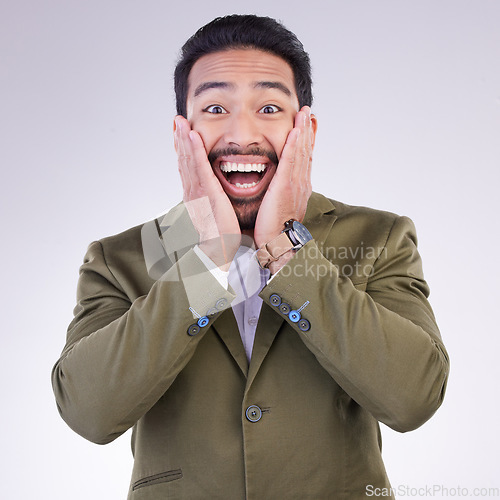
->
[365,484,500,497]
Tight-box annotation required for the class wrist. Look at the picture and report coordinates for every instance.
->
[256,219,312,270]
[199,234,241,270]
[254,231,281,251]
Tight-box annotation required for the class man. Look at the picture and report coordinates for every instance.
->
[52,15,449,499]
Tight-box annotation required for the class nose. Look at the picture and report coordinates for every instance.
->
[223,111,263,148]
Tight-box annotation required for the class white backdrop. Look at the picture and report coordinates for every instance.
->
[2,1,499,498]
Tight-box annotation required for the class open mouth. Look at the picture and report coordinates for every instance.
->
[219,161,268,189]
[212,155,276,199]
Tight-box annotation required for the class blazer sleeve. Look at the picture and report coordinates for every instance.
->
[51,239,235,444]
[260,215,449,432]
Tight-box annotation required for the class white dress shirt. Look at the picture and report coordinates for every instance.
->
[194,245,270,361]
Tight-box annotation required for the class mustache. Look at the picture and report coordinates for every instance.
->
[208,147,279,167]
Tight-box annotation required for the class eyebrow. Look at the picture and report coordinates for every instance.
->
[254,81,292,97]
[194,81,233,97]
[193,80,292,98]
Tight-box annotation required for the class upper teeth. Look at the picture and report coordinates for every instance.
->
[220,162,267,173]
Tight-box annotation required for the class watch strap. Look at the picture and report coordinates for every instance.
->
[256,232,294,269]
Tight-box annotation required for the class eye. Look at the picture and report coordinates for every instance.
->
[203,105,228,114]
[259,104,281,114]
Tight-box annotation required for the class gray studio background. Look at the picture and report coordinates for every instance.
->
[2,1,499,498]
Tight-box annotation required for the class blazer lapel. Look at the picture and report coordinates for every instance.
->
[246,302,285,389]
[304,192,337,244]
[212,309,249,377]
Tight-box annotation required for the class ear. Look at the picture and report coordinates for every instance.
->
[310,113,318,150]
[173,117,178,153]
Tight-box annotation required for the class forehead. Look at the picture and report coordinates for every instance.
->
[187,49,296,97]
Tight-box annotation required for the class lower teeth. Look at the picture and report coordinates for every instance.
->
[234,181,257,188]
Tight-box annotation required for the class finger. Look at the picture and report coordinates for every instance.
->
[284,108,308,185]
[293,106,313,186]
[302,108,313,201]
[175,117,193,198]
[175,117,189,192]
[278,124,301,183]
[188,129,224,196]
[177,117,206,190]
[176,116,221,198]
[188,130,213,181]
[302,107,314,182]
[296,108,308,180]
[291,108,312,209]
[176,117,209,184]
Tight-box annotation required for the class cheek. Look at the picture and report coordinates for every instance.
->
[261,116,295,159]
[270,130,292,159]
[190,121,219,154]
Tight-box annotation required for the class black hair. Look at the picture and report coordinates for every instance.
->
[174,14,313,117]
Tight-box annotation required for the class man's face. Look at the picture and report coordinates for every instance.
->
[185,49,301,229]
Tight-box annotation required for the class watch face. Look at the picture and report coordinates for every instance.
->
[292,221,313,245]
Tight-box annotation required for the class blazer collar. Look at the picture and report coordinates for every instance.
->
[303,192,337,245]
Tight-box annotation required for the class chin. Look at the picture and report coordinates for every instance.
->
[230,194,264,230]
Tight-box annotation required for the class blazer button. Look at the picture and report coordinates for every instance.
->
[279,302,291,315]
[270,294,282,306]
[187,324,200,336]
[197,316,209,328]
[215,298,228,310]
[298,318,311,332]
[245,405,263,422]
[207,307,218,317]
[288,310,301,322]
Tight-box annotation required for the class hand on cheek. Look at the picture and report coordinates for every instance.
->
[175,115,241,268]
[253,106,314,249]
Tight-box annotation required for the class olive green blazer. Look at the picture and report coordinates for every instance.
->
[52,192,449,499]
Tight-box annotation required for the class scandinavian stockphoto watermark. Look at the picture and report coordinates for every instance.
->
[365,484,500,497]
[276,240,387,281]
[141,198,390,319]
[141,199,388,283]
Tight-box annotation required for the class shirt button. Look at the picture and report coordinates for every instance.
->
[247,316,258,327]
[245,405,263,422]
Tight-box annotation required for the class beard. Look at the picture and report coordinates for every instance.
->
[230,191,266,230]
[208,147,279,230]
